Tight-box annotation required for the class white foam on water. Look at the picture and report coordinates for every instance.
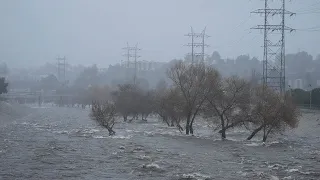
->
[225,137,243,142]
[270,175,279,180]
[138,155,151,160]
[237,171,248,176]
[111,135,132,139]
[143,131,154,136]
[142,162,163,172]
[82,128,100,134]
[29,106,50,109]
[266,141,281,147]
[245,142,261,147]
[146,163,160,169]
[283,176,292,180]
[93,135,107,139]
[21,122,32,125]
[181,172,211,180]
[286,169,299,173]
[298,171,313,175]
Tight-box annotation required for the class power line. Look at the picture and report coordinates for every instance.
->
[122,43,141,84]
[184,27,210,64]
[56,56,67,86]
[251,0,295,96]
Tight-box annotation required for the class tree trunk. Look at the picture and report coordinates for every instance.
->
[263,126,266,138]
[221,129,226,139]
[186,116,191,135]
[170,119,175,127]
[104,125,115,136]
[163,116,170,126]
[190,125,194,135]
[247,125,264,140]
[263,135,267,142]
[220,115,226,139]
[190,121,194,135]
[186,123,190,135]
[263,126,273,142]
[177,123,184,133]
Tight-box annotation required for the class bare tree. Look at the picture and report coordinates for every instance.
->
[247,86,300,142]
[163,88,186,132]
[167,61,220,135]
[90,101,116,136]
[138,90,155,121]
[205,76,251,139]
[154,80,175,126]
[111,84,138,122]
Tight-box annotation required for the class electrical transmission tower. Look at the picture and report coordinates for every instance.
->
[122,43,141,84]
[184,27,210,64]
[251,0,295,95]
[56,56,67,85]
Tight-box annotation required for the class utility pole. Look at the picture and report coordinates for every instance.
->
[56,56,67,86]
[309,84,312,109]
[251,0,295,96]
[122,43,141,84]
[184,27,210,65]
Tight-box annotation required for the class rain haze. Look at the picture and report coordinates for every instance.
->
[1,1,320,180]
[0,0,319,67]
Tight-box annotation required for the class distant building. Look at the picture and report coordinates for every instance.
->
[287,71,320,90]
[120,60,166,72]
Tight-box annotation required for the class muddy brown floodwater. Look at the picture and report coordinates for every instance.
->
[0,105,319,180]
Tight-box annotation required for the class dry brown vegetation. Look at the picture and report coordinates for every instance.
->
[166,61,220,135]
[88,61,300,141]
[90,101,116,136]
[247,86,300,142]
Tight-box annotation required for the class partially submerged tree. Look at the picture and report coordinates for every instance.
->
[205,76,251,139]
[160,88,185,132]
[167,61,220,135]
[90,101,116,136]
[247,86,300,142]
[138,90,155,121]
[111,84,138,122]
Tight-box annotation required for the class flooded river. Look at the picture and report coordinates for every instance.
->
[0,105,319,180]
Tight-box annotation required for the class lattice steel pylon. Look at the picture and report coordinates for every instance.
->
[184,27,210,64]
[251,0,295,96]
[122,43,141,84]
[56,56,67,86]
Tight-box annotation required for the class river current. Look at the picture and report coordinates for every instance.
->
[0,104,319,180]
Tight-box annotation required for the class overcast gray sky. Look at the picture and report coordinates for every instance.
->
[0,0,319,68]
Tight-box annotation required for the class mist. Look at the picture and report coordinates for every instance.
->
[0,0,319,68]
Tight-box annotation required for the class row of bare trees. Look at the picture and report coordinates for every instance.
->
[90,83,156,135]
[90,61,300,142]
[161,61,300,142]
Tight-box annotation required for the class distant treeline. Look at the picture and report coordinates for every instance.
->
[289,88,320,107]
